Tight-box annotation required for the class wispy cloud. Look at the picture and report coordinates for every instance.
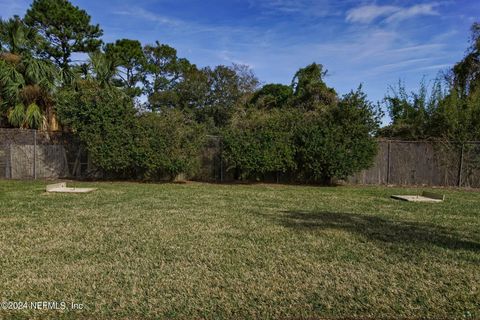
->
[385,4,439,23]
[346,3,439,24]
[247,0,344,17]
[413,63,452,72]
[113,7,182,27]
[346,5,398,24]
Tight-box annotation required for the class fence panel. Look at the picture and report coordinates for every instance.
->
[0,128,83,180]
[1,128,479,187]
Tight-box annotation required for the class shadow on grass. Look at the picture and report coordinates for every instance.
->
[273,210,480,253]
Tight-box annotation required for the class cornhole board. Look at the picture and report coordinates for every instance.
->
[46,182,97,193]
[391,191,445,203]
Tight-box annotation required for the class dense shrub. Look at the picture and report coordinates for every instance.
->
[56,81,205,180]
[56,80,137,176]
[221,109,299,179]
[134,111,205,180]
[295,89,381,182]
[221,87,381,183]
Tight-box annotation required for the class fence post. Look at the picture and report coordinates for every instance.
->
[8,144,13,179]
[33,129,37,180]
[386,141,391,185]
[458,143,464,187]
[220,154,224,183]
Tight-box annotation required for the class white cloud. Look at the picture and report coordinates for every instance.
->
[346,3,439,24]
[346,5,398,23]
[247,0,341,17]
[113,8,182,27]
[385,4,439,23]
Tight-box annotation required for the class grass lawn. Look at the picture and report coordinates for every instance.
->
[0,180,479,319]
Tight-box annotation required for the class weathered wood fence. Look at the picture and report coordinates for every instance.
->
[348,140,480,188]
[0,129,87,179]
[1,129,479,187]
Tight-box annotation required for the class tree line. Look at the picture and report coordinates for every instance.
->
[0,0,478,182]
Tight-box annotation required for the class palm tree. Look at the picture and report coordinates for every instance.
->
[0,16,58,130]
[87,51,119,87]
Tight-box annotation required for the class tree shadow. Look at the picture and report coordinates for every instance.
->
[269,210,480,253]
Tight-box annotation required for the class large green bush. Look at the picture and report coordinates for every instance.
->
[295,89,380,182]
[134,111,205,180]
[56,81,205,180]
[221,87,381,183]
[221,109,299,179]
[56,80,137,176]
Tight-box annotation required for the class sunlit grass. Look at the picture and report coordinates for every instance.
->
[0,180,478,319]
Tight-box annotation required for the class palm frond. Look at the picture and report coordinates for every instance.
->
[88,51,118,86]
[25,102,42,129]
[24,57,57,90]
[7,103,25,127]
[0,59,23,106]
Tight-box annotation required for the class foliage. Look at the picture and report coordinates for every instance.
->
[134,111,206,180]
[105,39,145,97]
[0,16,39,55]
[7,103,26,127]
[199,64,259,129]
[291,63,337,110]
[295,87,380,182]
[56,80,205,180]
[24,0,103,69]
[55,80,137,175]
[380,21,480,142]
[222,86,380,183]
[221,109,299,179]
[86,51,119,87]
[250,83,293,109]
[0,42,57,128]
[452,22,480,96]
[143,41,194,111]
[379,80,440,140]
[24,102,43,128]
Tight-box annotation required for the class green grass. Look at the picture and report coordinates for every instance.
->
[0,180,479,319]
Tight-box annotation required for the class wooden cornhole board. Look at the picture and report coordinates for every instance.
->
[391,191,445,203]
[46,182,97,193]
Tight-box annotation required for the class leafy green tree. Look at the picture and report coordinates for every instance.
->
[170,66,210,117]
[452,22,480,97]
[105,39,145,97]
[143,41,193,111]
[291,63,337,110]
[379,80,433,140]
[199,64,259,129]
[24,0,103,70]
[250,83,293,109]
[295,87,381,183]
[201,65,241,127]
[380,21,480,142]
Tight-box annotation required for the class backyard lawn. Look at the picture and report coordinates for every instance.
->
[0,180,478,319]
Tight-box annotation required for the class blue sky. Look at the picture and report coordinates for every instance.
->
[1,0,479,123]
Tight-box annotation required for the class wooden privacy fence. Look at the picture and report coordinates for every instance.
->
[348,140,480,188]
[200,138,480,188]
[1,129,479,187]
[0,129,88,180]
